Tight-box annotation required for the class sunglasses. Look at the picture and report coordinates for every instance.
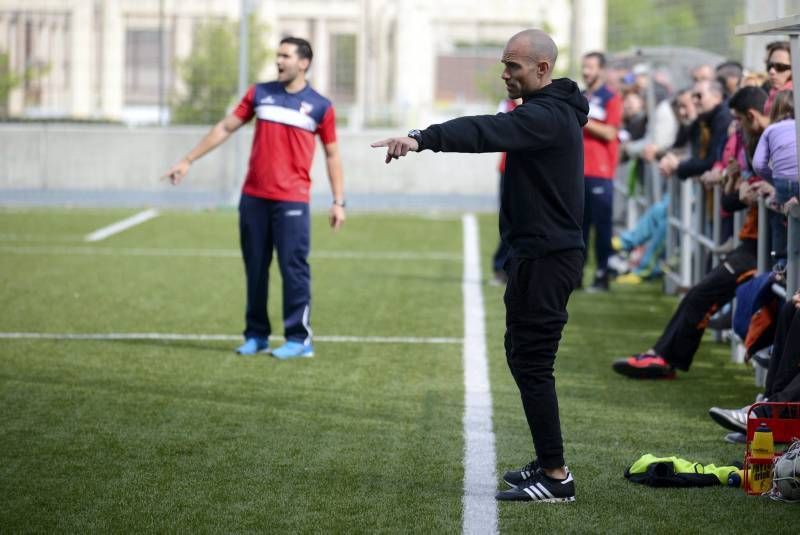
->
[766,61,792,73]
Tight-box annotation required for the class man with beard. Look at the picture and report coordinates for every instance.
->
[163,37,346,359]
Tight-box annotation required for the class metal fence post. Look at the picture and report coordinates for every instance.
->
[787,207,800,294]
[680,178,693,288]
[757,196,768,274]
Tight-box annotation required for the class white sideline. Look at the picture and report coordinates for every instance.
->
[84,209,160,242]
[0,332,463,345]
[0,244,460,261]
[461,214,498,535]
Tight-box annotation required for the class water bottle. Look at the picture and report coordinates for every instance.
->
[749,423,775,493]
[751,423,774,459]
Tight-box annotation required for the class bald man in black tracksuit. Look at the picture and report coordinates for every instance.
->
[372,29,589,503]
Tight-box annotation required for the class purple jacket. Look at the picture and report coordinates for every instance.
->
[752,119,798,181]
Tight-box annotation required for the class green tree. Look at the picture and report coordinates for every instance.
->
[0,52,48,117]
[0,52,22,116]
[607,0,744,59]
[171,15,271,124]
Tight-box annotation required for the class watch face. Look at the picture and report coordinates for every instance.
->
[408,129,421,137]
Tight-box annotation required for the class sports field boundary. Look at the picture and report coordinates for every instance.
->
[84,208,160,241]
[461,213,498,535]
[0,332,462,345]
[0,244,461,261]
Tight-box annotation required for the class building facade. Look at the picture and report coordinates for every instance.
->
[0,0,607,126]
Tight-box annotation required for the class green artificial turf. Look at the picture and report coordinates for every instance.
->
[0,208,796,533]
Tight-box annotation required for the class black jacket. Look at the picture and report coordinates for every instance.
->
[419,78,589,259]
[676,102,732,179]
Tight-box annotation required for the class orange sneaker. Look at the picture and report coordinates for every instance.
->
[612,354,676,379]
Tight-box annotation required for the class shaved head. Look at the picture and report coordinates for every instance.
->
[501,29,558,97]
[508,29,558,67]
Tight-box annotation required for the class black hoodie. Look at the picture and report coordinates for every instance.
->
[419,78,589,259]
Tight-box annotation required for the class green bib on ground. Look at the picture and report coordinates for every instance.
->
[625,454,739,487]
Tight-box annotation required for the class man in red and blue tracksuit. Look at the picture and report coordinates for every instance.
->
[165,37,346,359]
[581,51,622,291]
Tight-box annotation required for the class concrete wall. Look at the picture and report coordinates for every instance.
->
[0,124,500,198]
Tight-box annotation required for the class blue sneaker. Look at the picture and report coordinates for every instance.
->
[235,337,270,355]
[272,341,314,360]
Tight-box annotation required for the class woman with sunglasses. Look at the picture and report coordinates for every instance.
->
[765,41,792,114]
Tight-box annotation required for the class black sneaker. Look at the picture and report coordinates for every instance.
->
[496,468,575,503]
[502,459,540,488]
[586,271,609,293]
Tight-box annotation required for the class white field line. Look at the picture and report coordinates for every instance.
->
[460,213,498,535]
[84,208,160,242]
[0,233,84,242]
[0,244,461,261]
[0,332,463,345]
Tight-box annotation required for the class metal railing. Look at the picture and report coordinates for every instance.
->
[618,168,800,383]
[664,178,726,293]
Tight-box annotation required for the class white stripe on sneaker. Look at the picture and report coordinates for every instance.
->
[536,483,555,499]
[522,487,538,500]
[527,485,545,500]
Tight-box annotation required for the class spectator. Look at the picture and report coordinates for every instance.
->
[581,51,623,292]
[743,71,768,88]
[753,90,796,261]
[692,64,715,83]
[613,89,697,285]
[764,41,792,114]
[611,87,771,380]
[620,90,647,142]
[657,80,731,181]
[628,63,670,103]
[708,290,800,432]
[715,60,744,99]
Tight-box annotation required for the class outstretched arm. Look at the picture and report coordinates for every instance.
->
[371,105,562,164]
[163,113,245,185]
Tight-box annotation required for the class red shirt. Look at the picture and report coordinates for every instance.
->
[497,99,519,174]
[582,84,622,179]
[233,81,337,203]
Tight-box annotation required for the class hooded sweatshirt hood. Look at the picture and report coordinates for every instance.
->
[526,78,589,127]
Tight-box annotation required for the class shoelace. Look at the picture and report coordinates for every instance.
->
[520,461,538,473]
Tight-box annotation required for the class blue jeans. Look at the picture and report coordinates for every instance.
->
[773,177,800,205]
[620,195,669,276]
[769,177,797,262]
[582,177,614,273]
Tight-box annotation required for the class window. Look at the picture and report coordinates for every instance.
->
[125,28,171,105]
[330,33,356,103]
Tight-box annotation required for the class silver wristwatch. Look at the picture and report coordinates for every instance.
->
[407,129,424,151]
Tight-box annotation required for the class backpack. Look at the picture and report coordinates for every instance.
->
[733,272,784,357]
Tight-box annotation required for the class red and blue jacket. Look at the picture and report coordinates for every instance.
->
[234,81,337,203]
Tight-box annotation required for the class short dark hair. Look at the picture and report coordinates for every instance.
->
[728,86,768,115]
[583,51,606,68]
[280,37,313,64]
[766,40,790,56]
